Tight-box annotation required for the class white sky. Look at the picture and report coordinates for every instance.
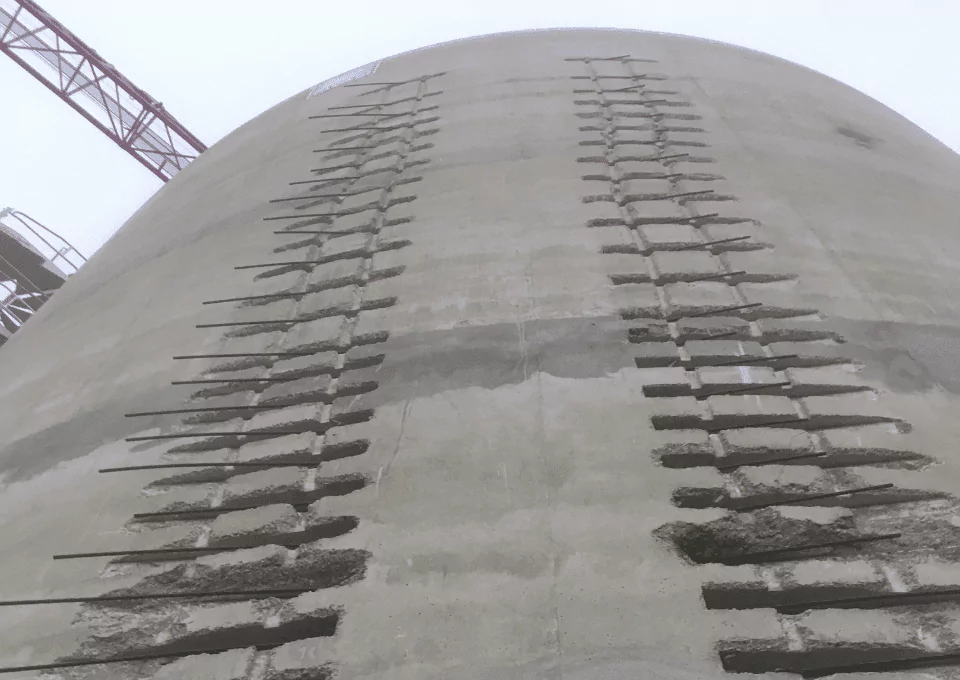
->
[2,0,958,258]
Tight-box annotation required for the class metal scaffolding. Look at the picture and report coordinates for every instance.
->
[0,208,84,342]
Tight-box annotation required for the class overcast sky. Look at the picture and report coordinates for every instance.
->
[2,1,958,259]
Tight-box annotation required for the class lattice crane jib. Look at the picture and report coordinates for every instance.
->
[0,0,206,181]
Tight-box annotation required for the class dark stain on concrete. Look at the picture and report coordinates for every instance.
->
[0,316,631,483]
[370,314,960,409]
[0,383,194,483]
[836,125,878,149]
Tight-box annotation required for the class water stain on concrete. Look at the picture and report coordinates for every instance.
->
[5,313,959,484]
[829,316,960,393]
[366,316,634,409]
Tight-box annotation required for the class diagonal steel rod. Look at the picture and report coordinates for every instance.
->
[0,587,311,607]
[715,451,826,471]
[725,532,901,565]
[732,483,896,512]
[678,236,752,251]
[99,461,317,473]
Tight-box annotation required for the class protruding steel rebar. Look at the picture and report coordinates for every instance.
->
[682,302,763,318]
[318,126,397,133]
[802,651,960,679]
[193,320,299,329]
[689,330,743,341]
[725,532,901,565]
[731,483,896,512]
[171,377,293,384]
[201,291,305,305]
[54,546,227,560]
[124,431,297,442]
[636,153,689,162]
[125,404,284,417]
[308,112,407,119]
[633,189,715,201]
[606,80,657,92]
[682,270,746,284]
[342,81,407,87]
[706,381,791,397]
[271,230,361,235]
[709,354,799,367]
[778,586,960,615]
[686,212,721,221]
[262,213,341,221]
[715,451,826,471]
[269,194,347,203]
[288,176,352,187]
[678,236,752,251]
[563,55,631,61]
[133,503,292,519]
[0,587,312,607]
[714,417,806,431]
[99,461,317,473]
[172,352,314,359]
[234,260,332,270]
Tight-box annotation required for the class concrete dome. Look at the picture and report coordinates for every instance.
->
[1,28,959,680]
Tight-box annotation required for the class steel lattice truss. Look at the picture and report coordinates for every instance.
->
[0,0,206,181]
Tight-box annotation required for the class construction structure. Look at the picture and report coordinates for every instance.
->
[0,28,960,680]
[0,208,82,343]
[0,0,206,182]
[0,0,205,342]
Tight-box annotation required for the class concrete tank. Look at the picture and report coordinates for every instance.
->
[1,28,960,680]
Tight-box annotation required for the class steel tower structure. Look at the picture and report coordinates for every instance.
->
[1,28,960,680]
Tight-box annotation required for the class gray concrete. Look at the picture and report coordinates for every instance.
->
[0,28,959,680]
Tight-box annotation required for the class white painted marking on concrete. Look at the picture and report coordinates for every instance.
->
[303,467,318,492]
[210,486,225,508]
[708,433,726,458]
[738,366,751,383]
[196,526,211,548]
[308,61,381,99]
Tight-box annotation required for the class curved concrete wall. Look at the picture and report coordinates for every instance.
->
[2,28,960,680]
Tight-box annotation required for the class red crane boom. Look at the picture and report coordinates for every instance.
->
[0,0,205,181]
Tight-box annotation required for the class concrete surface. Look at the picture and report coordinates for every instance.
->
[0,27,959,680]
